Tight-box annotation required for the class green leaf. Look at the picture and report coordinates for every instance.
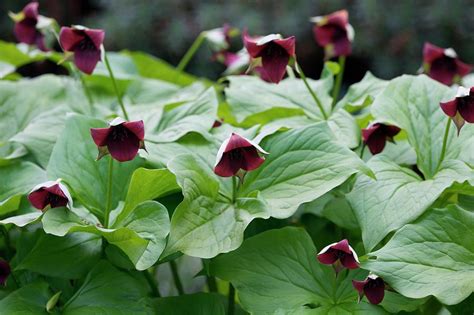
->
[0,282,51,315]
[241,123,371,218]
[152,293,226,315]
[362,205,474,305]
[164,154,269,258]
[62,261,152,314]
[380,292,428,314]
[47,114,142,215]
[0,212,42,227]
[348,156,474,251]
[0,61,15,79]
[328,108,361,148]
[210,227,384,314]
[16,232,102,279]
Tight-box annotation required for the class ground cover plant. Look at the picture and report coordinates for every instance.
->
[0,3,473,314]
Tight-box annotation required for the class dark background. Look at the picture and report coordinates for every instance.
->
[1,0,474,84]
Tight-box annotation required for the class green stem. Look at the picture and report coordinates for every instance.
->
[331,56,346,107]
[103,157,114,228]
[436,118,451,173]
[143,269,160,297]
[228,283,235,315]
[286,66,295,79]
[359,143,366,159]
[232,176,237,203]
[69,64,94,114]
[176,32,206,72]
[206,275,218,292]
[169,260,184,295]
[104,53,129,120]
[296,62,328,120]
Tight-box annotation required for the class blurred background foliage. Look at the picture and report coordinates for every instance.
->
[1,0,473,84]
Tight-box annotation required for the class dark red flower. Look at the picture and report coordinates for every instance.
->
[317,239,359,272]
[440,86,474,134]
[28,180,72,211]
[59,26,105,74]
[362,123,401,155]
[214,133,268,177]
[0,259,10,286]
[352,274,386,305]
[90,118,145,162]
[423,42,472,86]
[12,2,48,51]
[243,33,295,84]
[311,10,354,59]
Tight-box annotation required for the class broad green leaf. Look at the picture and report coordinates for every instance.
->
[62,261,152,314]
[43,201,170,270]
[0,162,46,216]
[336,72,388,112]
[210,227,384,314]
[0,143,28,166]
[377,140,417,166]
[0,61,15,79]
[348,156,474,251]
[164,154,269,258]
[328,109,361,148]
[380,292,428,314]
[0,212,42,227]
[363,205,474,305]
[311,303,386,315]
[0,40,60,67]
[16,232,102,279]
[0,282,51,315]
[241,123,371,218]
[225,75,332,126]
[152,293,226,315]
[92,52,139,79]
[47,114,142,215]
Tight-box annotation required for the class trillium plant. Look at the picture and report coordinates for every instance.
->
[0,3,473,314]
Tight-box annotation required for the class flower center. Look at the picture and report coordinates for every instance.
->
[109,125,133,142]
[262,42,287,58]
[78,37,97,51]
[432,56,457,73]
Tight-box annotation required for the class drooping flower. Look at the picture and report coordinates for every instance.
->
[59,26,105,74]
[310,10,354,59]
[243,33,296,84]
[0,259,11,286]
[440,86,474,134]
[422,42,472,86]
[204,24,239,52]
[10,2,48,51]
[362,123,401,155]
[317,239,359,272]
[214,133,268,177]
[90,118,145,162]
[352,274,386,305]
[28,180,72,211]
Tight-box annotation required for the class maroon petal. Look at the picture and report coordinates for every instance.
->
[326,10,349,29]
[84,29,105,49]
[214,154,241,177]
[340,254,359,269]
[261,46,289,84]
[35,32,48,52]
[317,250,338,265]
[59,27,84,51]
[429,58,456,85]
[314,25,335,47]
[254,66,272,82]
[225,133,254,152]
[241,147,265,171]
[243,33,265,58]
[384,125,401,137]
[333,37,352,57]
[123,120,145,141]
[361,124,381,143]
[74,46,101,74]
[23,2,39,19]
[91,127,112,147]
[364,279,385,305]
[352,279,367,294]
[274,36,296,57]
[44,184,67,198]
[366,133,387,155]
[458,97,474,123]
[107,129,141,162]
[14,21,37,45]
[455,59,472,78]
[440,99,458,117]
[423,42,445,64]
[330,239,352,254]
[28,189,49,210]
[0,260,11,286]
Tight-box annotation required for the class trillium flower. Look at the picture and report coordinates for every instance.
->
[204,24,239,52]
[440,86,474,134]
[10,2,48,51]
[28,180,72,211]
[422,42,471,86]
[0,259,10,286]
[352,274,386,305]
[362,123,401,155]
[317,239,359,273]
[90,118,145,162]
[59,25,105,74]
[214,133,268,177]
[243,32,296,84]
[310,10,354,59]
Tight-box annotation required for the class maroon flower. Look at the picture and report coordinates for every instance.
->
[59,26,105,74]
[243,33,296,84]
[317,239,359,272]
[214,133,268,177]
[28,180,72,211]
[90,118,145,162]
[423,42,471,86]
[362,123,401,155]
[352,274,386,305]
[11,2,48,51]
[440,86,474,134]
[0,259,10,286]
[311,10,354,59]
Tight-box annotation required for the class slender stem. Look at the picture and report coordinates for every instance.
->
[104,53,129,120]
[103,157,114,228]
[176,32,206,72]
[232,176,237,203]
[1,226,12,260]
[296,63,328,120]
[228,283,235,315]
[207,275,218,292]
[169,260,184,295]
[143,269,160,297]
[331,56,346,107]
[436,118,452,173]
[69,64,94,114]
[359,143,366,159]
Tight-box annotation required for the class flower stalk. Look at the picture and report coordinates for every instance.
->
[103,156,114,228]
[296,62,328,120]
[436,118,452,173]
[104,52,129,120]
[169,260,184,295]
[331,55,346,107]
[177,32,206,72]
[228,283,236,315]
